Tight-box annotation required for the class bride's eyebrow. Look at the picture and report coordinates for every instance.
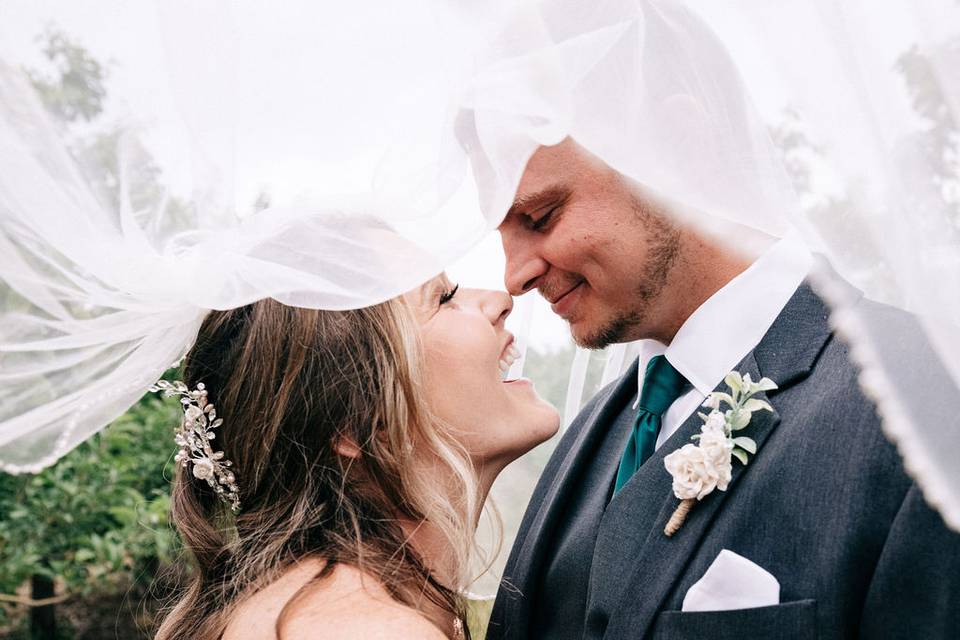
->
[415,279,445,308]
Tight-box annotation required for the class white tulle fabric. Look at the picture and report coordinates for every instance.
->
[0,1,499,472]
[1,0,959,530]
[537,0,960,529]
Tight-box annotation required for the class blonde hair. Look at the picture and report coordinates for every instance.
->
[155,298,478,639]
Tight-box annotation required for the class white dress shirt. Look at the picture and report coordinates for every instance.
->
[631,232,814,450]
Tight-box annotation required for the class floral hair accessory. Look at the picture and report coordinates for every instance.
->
[662,371,776,536]
[150,380,240,513]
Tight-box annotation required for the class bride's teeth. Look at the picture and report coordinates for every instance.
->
[499,345,521,378]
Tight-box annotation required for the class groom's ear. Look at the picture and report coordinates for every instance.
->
[333,436,362,459]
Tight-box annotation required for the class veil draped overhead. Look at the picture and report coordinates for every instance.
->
[1,0,959,530]
[0,0,509,473]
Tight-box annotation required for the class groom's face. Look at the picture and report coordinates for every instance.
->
[498,138,681,348]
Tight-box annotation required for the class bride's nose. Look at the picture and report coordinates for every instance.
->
[478,289,513,326]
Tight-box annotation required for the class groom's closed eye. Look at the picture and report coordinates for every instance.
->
[506,185,570,232]
[528,205,561,232]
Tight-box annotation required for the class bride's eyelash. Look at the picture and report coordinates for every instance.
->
[439,284,459,306]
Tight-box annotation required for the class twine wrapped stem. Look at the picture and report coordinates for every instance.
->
[664,498,696,536]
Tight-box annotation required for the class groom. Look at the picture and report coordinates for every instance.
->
[487,138,960,639]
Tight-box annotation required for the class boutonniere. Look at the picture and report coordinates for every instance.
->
[662,371,777,536]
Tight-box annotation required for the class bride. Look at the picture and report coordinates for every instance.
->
[154,274,559,640]
[0,43,560,639]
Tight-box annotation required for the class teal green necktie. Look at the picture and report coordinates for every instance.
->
[613,355,689,495]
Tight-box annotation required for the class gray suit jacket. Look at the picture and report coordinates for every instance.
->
[487,283,960,639]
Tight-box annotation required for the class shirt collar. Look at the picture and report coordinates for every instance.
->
[636,231,813,402]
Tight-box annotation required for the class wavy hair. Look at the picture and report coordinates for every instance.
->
[154,298,478,639]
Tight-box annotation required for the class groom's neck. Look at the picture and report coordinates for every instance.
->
[648,229,753,345]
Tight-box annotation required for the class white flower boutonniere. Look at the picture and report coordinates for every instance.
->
[662,371,777,536]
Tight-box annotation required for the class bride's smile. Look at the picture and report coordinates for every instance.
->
[137,273,564,640]
[406,274,560,473]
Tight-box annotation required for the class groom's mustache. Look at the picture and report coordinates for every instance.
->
[538,275,586,304]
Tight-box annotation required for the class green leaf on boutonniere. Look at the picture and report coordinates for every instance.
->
[730,410,751,430]
[663,369,779,538]
[724,372,743,393]
[755,377,778,392]
[742,398,773,413]
[731,448,750,465]
[713,392,736,408]
[732,436,757,453]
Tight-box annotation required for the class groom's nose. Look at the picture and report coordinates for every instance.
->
[500,230,549,296]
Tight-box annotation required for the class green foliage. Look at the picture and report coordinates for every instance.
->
[769,108,900,301]
[1,30,190,611]
[467,597,495,640]
[0,396,180,618]
[896,41,960,228]
[0,25,203,636]
[27,28,107,125]
[26,27,199,244]
[770,35,960,303]
[522,344,607,417]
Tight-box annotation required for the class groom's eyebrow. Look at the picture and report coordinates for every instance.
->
[506,185,568,220]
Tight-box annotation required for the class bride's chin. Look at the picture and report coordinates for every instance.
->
[537,403,562,438]
[538,409,562,440]
[512,385,562,437]
[513,411,562,459]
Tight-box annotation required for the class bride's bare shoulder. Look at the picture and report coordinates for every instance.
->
[223,560,446,640]
[282,564,447,639]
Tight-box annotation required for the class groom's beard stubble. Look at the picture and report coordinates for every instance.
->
[564,207,682,350]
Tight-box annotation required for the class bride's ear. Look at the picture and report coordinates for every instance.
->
[333,436,362,459]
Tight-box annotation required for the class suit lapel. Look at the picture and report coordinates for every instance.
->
[598,352,777,637]
[596,282,840,639]
[499,359,640,632]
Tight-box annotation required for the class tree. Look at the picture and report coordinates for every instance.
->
[26,26,197,245]
[26,28,107,125]
[767,32,960,305]
[0,397,181,638]
[896,39,960,231]
[0,29,188,638]
[769,109,900,303]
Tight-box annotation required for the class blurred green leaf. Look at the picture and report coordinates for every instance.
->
[0,393,183,597]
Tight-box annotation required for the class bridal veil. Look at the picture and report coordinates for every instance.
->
[1,0,959,534]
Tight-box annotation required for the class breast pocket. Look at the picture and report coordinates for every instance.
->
[649,599,817,640]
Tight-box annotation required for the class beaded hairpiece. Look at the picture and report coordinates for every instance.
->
[150,380,240,513]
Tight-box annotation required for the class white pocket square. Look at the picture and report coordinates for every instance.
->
[681,549,780,612]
